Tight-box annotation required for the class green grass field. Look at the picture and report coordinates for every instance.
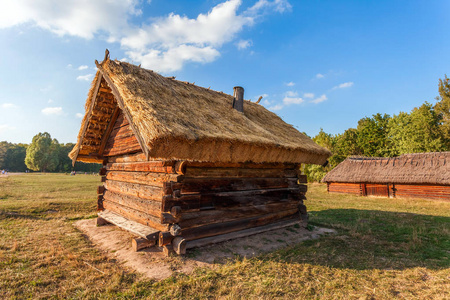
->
[0,174,449,299]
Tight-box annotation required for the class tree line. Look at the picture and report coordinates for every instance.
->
[304,76,450,181]
[0,132,100,173]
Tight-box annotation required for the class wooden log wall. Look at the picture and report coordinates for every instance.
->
[327,182,450,201]
[394,184,450,201]
[98,153,308,253]
[365,183,389,197]
[101,154,181,232]
[162,163,307,242]
[103,111,142,157]
[327,182,362,195]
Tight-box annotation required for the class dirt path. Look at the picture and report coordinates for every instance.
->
[74,218,335,280]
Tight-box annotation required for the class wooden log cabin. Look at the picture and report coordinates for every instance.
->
[322,153,450,201]
[69,50,331,255]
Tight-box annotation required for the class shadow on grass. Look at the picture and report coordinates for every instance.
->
[265,209,450,271]
[0,211,40,220]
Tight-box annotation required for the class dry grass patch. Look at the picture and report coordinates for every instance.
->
[0,175,449,299]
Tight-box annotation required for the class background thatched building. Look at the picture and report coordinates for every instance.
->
[322,152,450,201]
[70,51,331,255]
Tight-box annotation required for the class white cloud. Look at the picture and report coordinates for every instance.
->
[1,103,18,109]
[316,73,324,79]
[122,0,253,71]
[78,65,88,70]
[333,82,354,89]
[126,45,220,73]
[268,104,283,111]
[303,93,314,99]
[283,96,303,105]
[48,99,54,103]
[248,0,292,14]
[75,113,84,118]
[283,91,303,105]
[0,0,291,72]
[77,74,94,81]
[67,64,73,69]
[236,39,252,50]
[0,124,15,133]
[0,0,140,39]
[285,82,295,87]
[311,94,327,104]
[42,107,63,116]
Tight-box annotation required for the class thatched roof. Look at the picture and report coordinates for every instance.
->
[70,52,331,165]
[322,152,450,185]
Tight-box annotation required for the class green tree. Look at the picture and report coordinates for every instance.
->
[356,113,391,157]
[387,103,445,155]
[56,143,75,172]
[0,142,28,172]
[25,132,60,172]
[435,75,450,148]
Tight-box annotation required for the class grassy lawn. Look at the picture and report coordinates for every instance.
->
[0,174,449,299]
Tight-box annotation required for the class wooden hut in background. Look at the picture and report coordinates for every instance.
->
[322,152,450,201]
[69,51,331,255]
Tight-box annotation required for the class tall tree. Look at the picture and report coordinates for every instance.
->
[356,113,391,157]
[25,132,60,172]
[0,142,27,171]
[435,75,450,148]
[387,103,445,155]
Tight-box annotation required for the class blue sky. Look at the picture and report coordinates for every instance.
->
[1,0,449,144]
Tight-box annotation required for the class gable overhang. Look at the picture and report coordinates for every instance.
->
[71,59,149,165]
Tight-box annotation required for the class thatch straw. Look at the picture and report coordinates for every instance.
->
[70,57,331,164]
[322,152,450,185]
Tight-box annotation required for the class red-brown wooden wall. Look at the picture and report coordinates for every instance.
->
[327,182,450,201]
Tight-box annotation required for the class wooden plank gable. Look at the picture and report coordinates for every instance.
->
[103,110,142,157]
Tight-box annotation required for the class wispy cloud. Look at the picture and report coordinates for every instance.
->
[236,39,252,50]
[316,73,324,79]
[42,107,63,116]
[78,65,88,70]
[77,74,94,81]
[40,85,52,92]
[333,81,354,89]
[67,64,73,69]
[268,104,283,111]
[75,113,83,118]
[311,94,327,104]
[303,93,314,99]
[0,0,292,73]
[248,0,292,13]
[1,103,18,109]
[48,99,54,104]
[285,82,295,87]
[283,91,304,105]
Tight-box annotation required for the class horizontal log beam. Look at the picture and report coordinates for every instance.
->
[181,209,299,241]
[103,200,167,232]
[186,218,301,250]
[98,210,160,240]
[106,171,183,187]
[186,161,298,169]
[132,238,156,252]
[179,178,300,194]
[184,167,298,178]
[103,190,161,217]
[106,162,176,173]
[107,152,146,163]
[162,188,306,212]
[179,201,300,229]
[104,180,164,200]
